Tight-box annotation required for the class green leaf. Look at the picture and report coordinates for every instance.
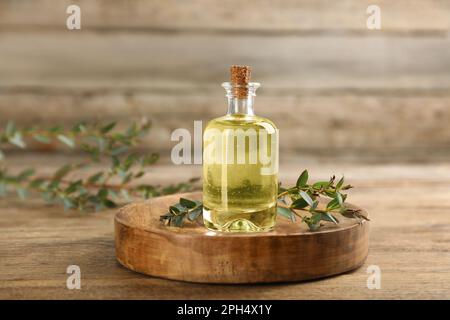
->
[312,181,329,189]
[296,170,308,187]
[134,171,145,178]
[100,122,116,134]
[62,197,75,210]
[121,172,133,184]
[303,213,322,231]
[112,156,120,168]
[97,188,108,200]
[309,200,319,212]
[6,121,16,137]
[170,203,187,216]
[65,180,82,194]
[33,134,51,144]
[48,180,60,190]
[108,190,118,200]
[299,190,314,207]
[87,195,101,204]
[180,197,197,209]
[336,176,344,189]
[102,199,117,208]
[277,206,296,222]
[307,222,321,231]
[124,153,138,170]
[120,189,132,202]
[29,178,45,189]
[57,135,75,148]
[171,215,184,227]
[80,144,96,158]
[53,164,72,181]
[42,191,55,202]
[116,169,126,180]
[87,172,103,184]
[169,206,180,215]
[336,192,344,206]
[111,146,129,156]
[9,132,26,148]
[324,190,336,198]
[291,197,308,209]
[173,203,187,212]
[49,125,62,133]
[142,153,159,166]
[16,187,27,200]
[188,207,202,221]
[72,122,87,133]
[17,168,35,181]
[326,197,340,210]
[322,212,339,224]
[311,212,322,224]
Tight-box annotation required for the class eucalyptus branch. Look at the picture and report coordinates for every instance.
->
[0,119,199,211]
[0,119,151,161]
[160,170,368,231]
[160,198,203,227]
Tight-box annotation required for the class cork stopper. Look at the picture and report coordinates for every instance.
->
[230,65,251,98]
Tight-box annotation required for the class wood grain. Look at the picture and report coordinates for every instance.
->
[0,0,448,33]
[1,32,450,90]
[115,192,369,284]
[1,91,450,153]
[0,155,449,299]
[1,2,449,157]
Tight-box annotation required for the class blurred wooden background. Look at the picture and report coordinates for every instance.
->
[1,0,449,161]
[2,1,450,300]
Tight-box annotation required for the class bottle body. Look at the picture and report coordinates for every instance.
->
[203,113,279,232]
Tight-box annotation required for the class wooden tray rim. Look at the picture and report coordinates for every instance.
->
[115,193,369,238]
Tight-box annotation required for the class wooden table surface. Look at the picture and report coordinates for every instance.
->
[1,156,449,299]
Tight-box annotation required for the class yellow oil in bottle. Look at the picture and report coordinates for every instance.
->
[202,66,278,232]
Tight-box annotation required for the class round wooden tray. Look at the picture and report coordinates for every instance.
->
[115,192,369,284]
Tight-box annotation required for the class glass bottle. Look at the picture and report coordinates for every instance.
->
[202,66,279,232]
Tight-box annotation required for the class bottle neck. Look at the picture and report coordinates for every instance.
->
[222,82,260,116]
[227,96,255,116]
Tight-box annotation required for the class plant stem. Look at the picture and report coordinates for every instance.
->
[277,187,297,198]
